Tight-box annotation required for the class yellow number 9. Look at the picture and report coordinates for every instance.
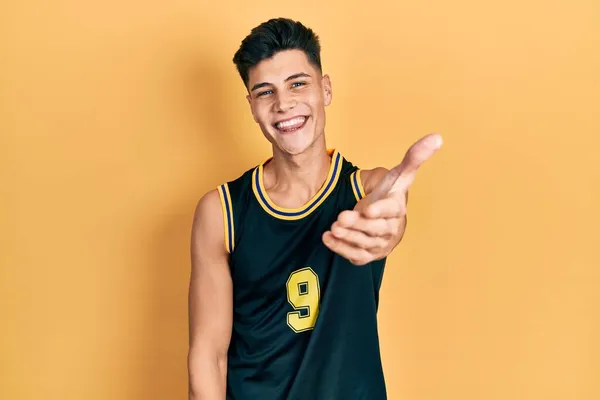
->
[286,267,320,333]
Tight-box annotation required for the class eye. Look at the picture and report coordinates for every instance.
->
[291,81,306,88]
[257,90,273,97]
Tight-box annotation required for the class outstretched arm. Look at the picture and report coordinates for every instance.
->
[323,133,443,265]
[188,190,233,399]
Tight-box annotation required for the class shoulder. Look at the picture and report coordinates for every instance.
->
[359,167,389,195]
[194,189,222,219]
[339,154,388,198]
[192,189,226,254]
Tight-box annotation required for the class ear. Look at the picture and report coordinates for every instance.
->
[322,74,332,106]
[246,93,258,123]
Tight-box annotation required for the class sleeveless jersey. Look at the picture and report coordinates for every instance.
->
[217,149,387,400]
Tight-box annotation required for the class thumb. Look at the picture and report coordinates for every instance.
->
[379,133,443,197]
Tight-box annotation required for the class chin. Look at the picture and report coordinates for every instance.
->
[263,131,306,154]
[276,133,323,156]
[275,142,311,156]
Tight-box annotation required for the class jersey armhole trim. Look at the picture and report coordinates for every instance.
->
[217,183,235,253]
[350,170,366,202]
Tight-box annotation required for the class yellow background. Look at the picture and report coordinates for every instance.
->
[2,0,599,399]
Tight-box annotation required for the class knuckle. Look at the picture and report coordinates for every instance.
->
[358,234,374,249]
[388,219,400,235]
[358,251,373,265]
[364,220,378,235]
[399,204,407,216]
[349,251,371,266]
[376,237,388,249]
[332,226,346,238]
[356,241,369,250]
[343,231,357,246]
[349,230,361,242]
[396,202,405,216]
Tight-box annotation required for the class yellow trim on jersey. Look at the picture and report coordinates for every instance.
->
[350,169,366,202]
[251,149,343,221]
[217,183,234,253]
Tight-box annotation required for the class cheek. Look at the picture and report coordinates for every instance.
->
[303,92,320,111]
[309,96,326,120]
[253,104,271,124]
[255,107,277,137]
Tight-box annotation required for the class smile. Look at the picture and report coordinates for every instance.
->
[273,116,308,133]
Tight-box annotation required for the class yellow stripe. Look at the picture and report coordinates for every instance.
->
[355,169,366,199]
[350,171,361,202]
[216,184,234,253]
[223,184,234,252]
[252,149,343,221]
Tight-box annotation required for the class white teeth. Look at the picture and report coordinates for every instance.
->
[276,117,306,129]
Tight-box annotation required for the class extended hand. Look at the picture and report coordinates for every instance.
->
[322,133,443,265]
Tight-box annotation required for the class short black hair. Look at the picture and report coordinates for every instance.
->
[232,18,322,89]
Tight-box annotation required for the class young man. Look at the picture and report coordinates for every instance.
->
[188,18,442,400]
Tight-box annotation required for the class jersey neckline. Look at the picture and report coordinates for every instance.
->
[251,149,343,221]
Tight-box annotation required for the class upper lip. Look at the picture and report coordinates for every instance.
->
[273,115,307,125]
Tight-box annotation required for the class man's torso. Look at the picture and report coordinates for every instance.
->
[219,150,387,400]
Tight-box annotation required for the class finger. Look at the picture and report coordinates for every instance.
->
[330,224,388,250]
[400,133,443,173]
[371,133,443,199]
[388,133,443,192]
[335,210,361,228]
[322,231,373,265]
[362,196,406,219]
[347,216,400,238]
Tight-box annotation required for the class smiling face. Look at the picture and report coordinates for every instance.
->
[246,49,332,156]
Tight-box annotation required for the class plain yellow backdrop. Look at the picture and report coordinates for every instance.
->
[2,1,599,399]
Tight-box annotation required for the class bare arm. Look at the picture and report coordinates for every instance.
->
[360,167,389,196]
[323,134,442,265]
[188,189,233,399]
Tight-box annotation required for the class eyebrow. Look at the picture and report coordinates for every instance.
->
[250,72,311,92]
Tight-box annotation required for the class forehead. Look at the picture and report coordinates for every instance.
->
[247,49,320,86]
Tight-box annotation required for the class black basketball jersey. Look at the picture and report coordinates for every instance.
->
[217,149,387,400]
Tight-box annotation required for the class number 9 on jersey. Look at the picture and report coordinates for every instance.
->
[286,267,320,333]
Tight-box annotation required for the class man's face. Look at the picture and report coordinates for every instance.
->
[246,49,332,155]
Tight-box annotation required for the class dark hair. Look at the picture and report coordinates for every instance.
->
[232,18,322,88]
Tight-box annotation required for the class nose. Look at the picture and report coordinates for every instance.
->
[274,91,297,113]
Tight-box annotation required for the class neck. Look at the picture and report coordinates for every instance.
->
[263,138,332,207]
